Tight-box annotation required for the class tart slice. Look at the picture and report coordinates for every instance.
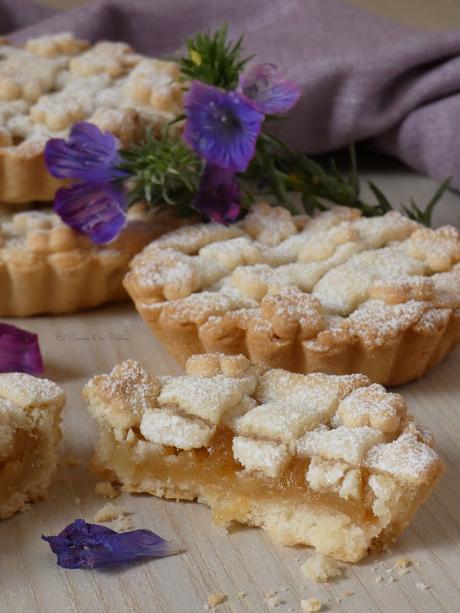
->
[83,353,443,562]
[0,373,64,519]
[124,203,460,385]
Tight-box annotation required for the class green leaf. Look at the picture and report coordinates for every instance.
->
[367,181,393,215]
[178,24,253,90]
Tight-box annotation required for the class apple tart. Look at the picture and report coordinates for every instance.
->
[0,32,183,204]
[0,205,186,316]
[124,203,460,385]
[0,373,64,519]
[83,353,443,562]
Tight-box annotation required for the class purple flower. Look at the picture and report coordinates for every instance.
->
[44,122,127,183]
[239,63,300,115]
[183,81,264,172]
[54,181,127,244]
[194,163,240,224]
[42,519,180,569]
[0,323,44,375]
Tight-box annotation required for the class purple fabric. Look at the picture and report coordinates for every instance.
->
[4,0,460,187]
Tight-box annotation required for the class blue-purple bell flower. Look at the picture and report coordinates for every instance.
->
[193,163,240,224]
[54,181,127,245]
[239,63,300,115]
[42,519,180,569]
[183,81,264,172]
[45,122,127,183]
[45,122,129,244]
[0,323,44,375]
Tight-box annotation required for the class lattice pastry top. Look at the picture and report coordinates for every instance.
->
[125,204,460,381]
[84,354,442,503]
[0,32,182,149]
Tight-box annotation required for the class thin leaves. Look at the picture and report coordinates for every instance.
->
[400,177,451,226]
[178,24,253,90]
[120,129,201,209]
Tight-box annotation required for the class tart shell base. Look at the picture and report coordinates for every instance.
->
[131,301,460,387]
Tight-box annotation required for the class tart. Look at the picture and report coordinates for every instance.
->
[124,203,460,386]
[0,372,64,519]
[83,353,443,562]
[0,32,183,204]
[0,205,187,316]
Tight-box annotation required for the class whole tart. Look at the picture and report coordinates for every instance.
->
[0,32,183,204]
[0,205,187,316]
[0,372,64,519]
[83,353,443,562]
[124,203,460,386]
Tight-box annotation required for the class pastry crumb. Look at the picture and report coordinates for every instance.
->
[301,554,342,582]
[301,598,322,612]
[264,591,283,608]
[206,592,227,608]
[237,591,246,599]
[398,568,411,576]
[375,575,383,583]
[94,502,128,523]
[94,481,119,499]
[394,558,411,569]
[341,590,354,598]
[416,582,430,590]
[112,514,134,532]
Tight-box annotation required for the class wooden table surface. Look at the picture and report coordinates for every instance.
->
[0,163,459,613]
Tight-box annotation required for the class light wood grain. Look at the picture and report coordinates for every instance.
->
[0,163,459,613]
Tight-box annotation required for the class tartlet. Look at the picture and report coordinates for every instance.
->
[83,353,443,562]
[0,372,64,519]
[0,32,183,204]
[0,205,186,316]
[124,203,460,386]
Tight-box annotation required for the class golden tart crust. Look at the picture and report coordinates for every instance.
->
[0,373,64,519]
[83,354,443,562]
[124,203,460,386]
[0,205,187,316]
[0,33,183,204]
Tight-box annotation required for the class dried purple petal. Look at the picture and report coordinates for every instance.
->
[44,122,127,183]
[0,323,44,375]
[193,163,240,224]
[54,181,127,244]
[42,519,180,569]
[183,81,264,172]
[240,63,300,114]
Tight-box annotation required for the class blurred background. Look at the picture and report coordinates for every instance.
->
[38,0,460,32]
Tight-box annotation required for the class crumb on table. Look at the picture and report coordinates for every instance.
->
[206,592,227,608]
[301,554,342,583]
[301,598,322,612]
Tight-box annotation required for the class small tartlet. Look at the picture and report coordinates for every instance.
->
[0,32,183,204]
[83,353,443,562]
[0,372,64,519]
[124,203,460,386]
[0,205,187,316]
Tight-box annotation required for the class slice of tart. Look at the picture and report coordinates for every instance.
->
[83,353,443,562]
[0,373,64,519]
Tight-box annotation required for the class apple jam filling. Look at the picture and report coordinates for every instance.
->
[84,354,443,561]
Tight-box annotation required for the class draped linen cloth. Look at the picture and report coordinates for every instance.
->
[3,0,460,188]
